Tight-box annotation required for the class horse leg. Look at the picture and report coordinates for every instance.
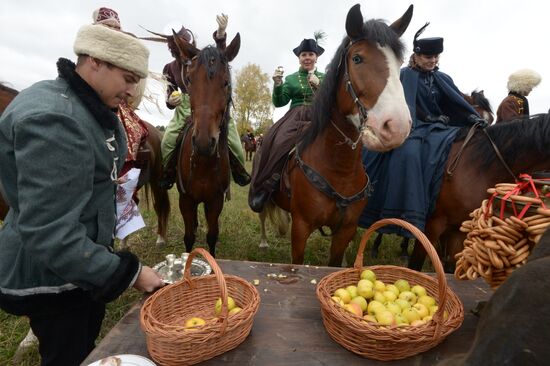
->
[290,218,313,265]
[328,225,357,267]
[400,237,412,259]
[371,232,383,258]
[440,229,465,273]
[409,217,447,271]
[180,197,198,253]
[151,183,170,246]
[204,197,224,257]
[259,209,269,248]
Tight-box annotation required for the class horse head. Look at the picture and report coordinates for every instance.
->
[172,31,240,156]
[323,4,413,151]
[471,89,494,124]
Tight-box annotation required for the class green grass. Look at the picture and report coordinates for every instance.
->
[0,161,432,365]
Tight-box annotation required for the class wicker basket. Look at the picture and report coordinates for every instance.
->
[140,248,260,366]
[317,218,464,361]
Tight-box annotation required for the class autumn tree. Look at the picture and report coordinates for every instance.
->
[232,63,273,135]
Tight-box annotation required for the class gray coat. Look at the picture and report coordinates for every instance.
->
[0,59,139,303]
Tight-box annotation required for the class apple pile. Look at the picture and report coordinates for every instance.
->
[183,296,243,331]
[331,269,446,327]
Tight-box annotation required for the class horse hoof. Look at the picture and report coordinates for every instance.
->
[259,240,269,249]
[156,237,166,247]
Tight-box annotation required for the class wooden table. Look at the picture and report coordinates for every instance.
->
[82,260,492,365]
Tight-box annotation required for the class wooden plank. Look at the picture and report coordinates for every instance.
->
[82,260,492,365]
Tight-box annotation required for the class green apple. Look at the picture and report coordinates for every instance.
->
[398,291,417,305]
[394,279,410,293]
[412,303,429,318]
[356,280,374,299]
[215,296,236,315]
[373,291,386,303]
[228,306,242,316]
[334,288,352,304]
[360,269,376,282]
[350,296,368,312]
[363,314,377,323]
[367,300,385,315]
[343,302,363,317]
[394,313,409,326]
[417,295,436,308]
[375,310,396,326]
[385,302,402,316]
[402,308,421,323]
[346,285,358,299]
[395,298,411,311]
[385,284,400,297]
[382,290,397,302]
[184,317,206,330]
[373,280,386,292]
[411,284,427,297]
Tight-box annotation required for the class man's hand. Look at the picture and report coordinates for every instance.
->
[216,14,228,39]
[133,266,164,293]
[272,67,284,87]
[167,91,182,107]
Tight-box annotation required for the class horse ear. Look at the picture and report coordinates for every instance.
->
[225,32,241,62]
[345,4,364,40]
[171,29,199,60]
[389,5,414,37]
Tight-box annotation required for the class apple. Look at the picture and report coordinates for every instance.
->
[398,291,417,305]
[382,290,397,302]
[350,296,368,312]
[410,319,427,326]
[411,284,427,297]
[184,317,206,330]
[228,307,242,316]
[215,296,236,315]
[375,310,396,326]
[360,269,376,282]
[343,303,363,317]
[395,298,411,311]
[422,315,433,322]
[412,303,429,318]
[367,300,385,315]
[394,279,411,293]
[402,308,421,323]
[363,314,377,323]
[394,313,409,326]
[373,291,387,303]
[346,285,358,299]
[331,296,345,307]
[429,305,439,315]
[385,302,402,316]
[334,288,352,304]
[385,284,400,297]
[373,280,386,292]
[417,295,436,308]
[356,280,374,299]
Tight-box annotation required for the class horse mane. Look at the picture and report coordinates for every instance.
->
[471,90,493,114]
[455,113,550,169]
[299,19,406,150]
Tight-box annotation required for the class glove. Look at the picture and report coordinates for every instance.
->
[308,72,320,88]
[468,114,489,127]
[216,14,228,38]
[167,91,182,107]
[272,67,284,87]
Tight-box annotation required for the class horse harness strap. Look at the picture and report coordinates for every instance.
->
[482,128,517,181]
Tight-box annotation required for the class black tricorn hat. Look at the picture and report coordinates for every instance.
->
[293,38,325,56]
[413,22,443,55]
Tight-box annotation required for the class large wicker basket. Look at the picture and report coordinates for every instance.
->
[317,218,464,361]
[140,248,260,366]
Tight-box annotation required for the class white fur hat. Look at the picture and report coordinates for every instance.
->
[507,69,542,95]
[73,24,149,78]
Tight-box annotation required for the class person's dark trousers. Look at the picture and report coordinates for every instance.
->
[0,289,106,366]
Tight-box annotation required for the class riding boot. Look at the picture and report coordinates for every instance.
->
[228,150,251,186]
[249,173,280,213]
[159,153,178,190]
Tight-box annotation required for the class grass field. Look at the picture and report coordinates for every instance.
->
[0,161,432,365]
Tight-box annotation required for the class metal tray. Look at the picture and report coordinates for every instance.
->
[153,257,212,284]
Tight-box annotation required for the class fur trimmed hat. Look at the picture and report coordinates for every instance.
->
[73,24,149,78]
[507,69,542,95]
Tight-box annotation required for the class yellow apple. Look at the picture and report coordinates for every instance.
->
[356,280,374,299]
[422,315,433,322]
[343,303,363,317]
[363,314,377,323]
[417,295,436,308]
[429,305,439,315]
[331,296,345,307]
[350,296,368,312]
[402,308,421,323]
[394,279,410,293]
[184,317,206,330]
[398,291,417,305]
[346,285,358,299]
[215,296,236,315]
[412,303,429,318]
[373,280,386,292]
[373,291,386,303]
[382,290,397,302]
[411,284,427,297]
[394,313,409,326]
[334,288,351,304]
[385,284,400,297]
[360,269,376,282]
[385,302,402,316]
[375,310,396,326]
[367,300,386,315]
[395,298,411,311]
[410,319,427,326]
[228,307,242,316]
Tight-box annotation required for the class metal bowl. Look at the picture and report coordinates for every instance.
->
[152,257,212,284]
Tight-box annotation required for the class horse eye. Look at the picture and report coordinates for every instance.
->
[352,54,362,64]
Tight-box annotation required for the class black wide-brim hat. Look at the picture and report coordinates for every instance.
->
[413,37,444,55]
[293,38,325,56]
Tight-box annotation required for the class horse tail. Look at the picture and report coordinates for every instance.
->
[264,201,290,236]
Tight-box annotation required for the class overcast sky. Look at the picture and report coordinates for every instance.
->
[1,0,547,126]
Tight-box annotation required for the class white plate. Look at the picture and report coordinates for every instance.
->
[87,354,156,366]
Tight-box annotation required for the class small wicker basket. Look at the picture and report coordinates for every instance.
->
[140,248,260,366]
[317,218,464,361]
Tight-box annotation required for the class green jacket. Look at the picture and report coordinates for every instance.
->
[0,59,138,301]
[272,69,325,109]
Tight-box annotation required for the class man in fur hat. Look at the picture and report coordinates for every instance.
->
[496,69,542,122]
[0,13,164,365]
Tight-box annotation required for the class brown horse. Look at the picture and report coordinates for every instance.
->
[172,31,241,255]
[409,113,550,272]
[242,134,256,161]
[0,83,19,220]
[262,4,413,266]
[462,89,494,124]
